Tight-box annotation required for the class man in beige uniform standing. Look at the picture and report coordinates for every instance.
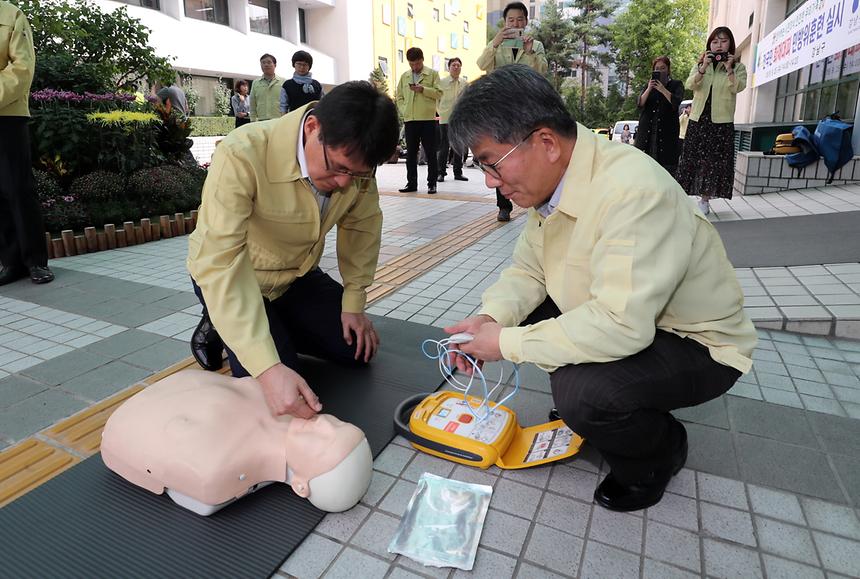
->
[436,57,468,182]
[478,1,547,222]
[446,66,756,512]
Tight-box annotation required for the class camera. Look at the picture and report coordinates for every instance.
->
[709,51,728,63]
[651,71,662,81]
[511,28,524,38]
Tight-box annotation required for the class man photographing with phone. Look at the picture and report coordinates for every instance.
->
[478,2,548,223]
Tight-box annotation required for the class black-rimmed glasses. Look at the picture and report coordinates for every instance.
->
[322,138,377,181]
[473,128,539,180]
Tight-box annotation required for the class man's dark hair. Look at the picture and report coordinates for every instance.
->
[503,2,528,19]
[260,53,277,65]
[311,81,399,168]
[406,47,424,62]
[448,65,577,154]
[292,50,313,69]
[448,57,462,68]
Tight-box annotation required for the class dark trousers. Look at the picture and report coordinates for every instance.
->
[192,269,365,377]
[405,120,438,187]
[0,117,48,268]
[526,298,740,484]
[496,189,512,211]
[235,116,251,128]
[437,124,462,177]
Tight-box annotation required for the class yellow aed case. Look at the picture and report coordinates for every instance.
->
[394,391,585,470]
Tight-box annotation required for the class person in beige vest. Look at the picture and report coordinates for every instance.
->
[436,57,469,182]
[0,0,53,285]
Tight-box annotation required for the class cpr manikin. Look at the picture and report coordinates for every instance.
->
[101,370,372,515]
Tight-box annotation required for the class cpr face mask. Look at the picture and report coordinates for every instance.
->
[388,473,492,570]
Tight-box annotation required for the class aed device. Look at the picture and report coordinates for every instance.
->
[394,391,584,470]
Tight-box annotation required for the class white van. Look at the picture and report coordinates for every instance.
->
[611,121,638,143]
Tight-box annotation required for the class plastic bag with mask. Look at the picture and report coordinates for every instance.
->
[388,473,492,570]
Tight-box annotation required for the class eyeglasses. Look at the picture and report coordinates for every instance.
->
[321,138,376,181]
[473,128,539,180]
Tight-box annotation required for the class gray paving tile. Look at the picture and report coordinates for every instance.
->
[316,504,370,542]
[642,558,699,579]
[812,531,860,576]
[665,468,696,498]
[748,484,806,525]
[646,492,698,532]
[97,302,177,328]
[491,478,542,519]
[546,464,600,503]
[643,520,701,573]
[794,379,836,397]
[535,492,591,538]
[524,524,583,577]
[685,423,740,479]
[825,372,860,388]
[761,386,804,407]
[761,555,826,579]
[349,511,400,561]
[579,540,639,579]
[756,371,794,389]
[82,329,164,358]
[0,389,88,439]
[674,396,729,429]
[786,364,826,382]
[0,374,48,407]
[701,502,756,547]
[479,508,531,555]
[20,349,112,386]
[393,554,450,578]
[378,480,417,517]
[587,507,642,552]
[361,470,396,506]
[808,412,860,457]
[59,360,150,401]
[698,472,748,510]
[450,465,499,488]
[325,547,389,579]
[400,452,456,482]
[703,538,763,579]
[150,293,200,310]
[451,547,516,578]
[500,463,551,489]
[280,533,342,579]
[386,567,427,579]
[120,338,188,372]
[727,397,818,448]
[373,444,415,477]
[734,433,845,503]
[756,516,819,564]
[831,455,860,507]
[801,497,860,540]
[514,563,567,578]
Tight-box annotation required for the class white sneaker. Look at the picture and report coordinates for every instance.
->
[697,199,711,215]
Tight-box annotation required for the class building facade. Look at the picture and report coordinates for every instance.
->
[372,1,487,96]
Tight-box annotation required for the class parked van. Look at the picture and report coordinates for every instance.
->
[611,121,638,143]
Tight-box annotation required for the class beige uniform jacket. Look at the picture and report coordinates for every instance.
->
[437,75,468,124]
[481,125,756,374]
[187,105,383,377]
[477,39,548,74]
[395,67,442,122]
[0,1,34,117]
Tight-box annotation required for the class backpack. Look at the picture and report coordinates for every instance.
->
[771,133,800,155]
[785,126,819,175]
[814,114,854,184]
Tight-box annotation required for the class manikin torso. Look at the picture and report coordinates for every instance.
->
[101,370,372,514]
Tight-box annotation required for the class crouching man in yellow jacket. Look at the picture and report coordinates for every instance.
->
[187,81,399,419]
[445,66,756,513]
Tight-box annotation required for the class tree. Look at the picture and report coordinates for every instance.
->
[610,0,708,100]
[369,66,389,95]
[532,0,575,91]
[568,0,617,111]
[12,0,175,92]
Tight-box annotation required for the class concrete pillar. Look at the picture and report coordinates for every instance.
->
[280,0,300,44]
[161,0,182,20]
[228,0,248,34]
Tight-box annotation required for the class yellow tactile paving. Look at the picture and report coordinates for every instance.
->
[0,439,79,507]
[43,384,146,456]
[379,190,496,203]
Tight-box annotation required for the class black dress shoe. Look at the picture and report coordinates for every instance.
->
[29,265,54,284]
[594,422,688,512]
[191,312,224,371]
[0,265,27,286]
[427,186,437,194]
[497,209,511,222]
[437,175,446,182]
[454,175,469,181]
[399,186,418,193]
[548,407,561,421]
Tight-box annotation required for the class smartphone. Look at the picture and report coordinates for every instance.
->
[651,71,662,81]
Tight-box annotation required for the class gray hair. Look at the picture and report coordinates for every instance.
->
[448,65,577,154]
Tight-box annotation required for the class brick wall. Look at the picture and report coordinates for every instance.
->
[734,152,860,196]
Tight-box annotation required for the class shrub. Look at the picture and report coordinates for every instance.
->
[86,111,163,173]
[34,170,88,233]
[189,116,234,137]
[69,171,125,205]
[128,165,201,216]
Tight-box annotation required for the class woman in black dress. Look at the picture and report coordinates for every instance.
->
[635,56,684,174]
[676,27,747,215]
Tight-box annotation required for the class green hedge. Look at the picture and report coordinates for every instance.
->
[189,116,234,137]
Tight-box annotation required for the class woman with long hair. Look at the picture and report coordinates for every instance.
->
[676,27,747,215]
[635,56,684,174]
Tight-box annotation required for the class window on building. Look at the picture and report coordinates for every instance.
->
[774,43,860,122]
[786,0,807,17]
[116,0,159,8]
[248,0,281,36]
[184,0,228,25]
[298,8,307,43]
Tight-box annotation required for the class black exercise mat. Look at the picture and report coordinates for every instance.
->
[0,317,446,579]
[714,210,860,267]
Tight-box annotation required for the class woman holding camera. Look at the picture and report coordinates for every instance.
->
[635,56,684,174]
[676,27,746,215]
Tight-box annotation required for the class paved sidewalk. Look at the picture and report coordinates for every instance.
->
[1,168,860,578]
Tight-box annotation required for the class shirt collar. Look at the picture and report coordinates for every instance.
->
[296,109,312,180]
[538,174,565,218]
